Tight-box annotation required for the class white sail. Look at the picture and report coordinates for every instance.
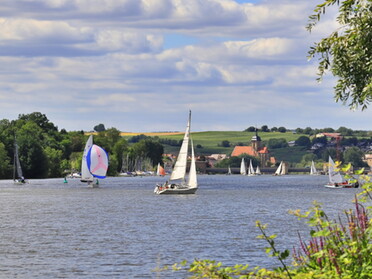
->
[310,160,318,175]
[170,111,191,181]
[87,144,109,179]
[240,158,246,175]
[81,135,94,182]
[275,161,283,175]
[255,165,261,175]
[328,156,343,184]
[228,165,232,175]
[248,159,255,176]
[187,138,197,188]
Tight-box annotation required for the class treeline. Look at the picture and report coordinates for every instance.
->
[245,125,371,137]
[0,112,164,179]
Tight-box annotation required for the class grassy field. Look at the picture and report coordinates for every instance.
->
[122,131,307,162]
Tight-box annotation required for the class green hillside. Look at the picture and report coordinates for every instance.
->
[123,131,309,163]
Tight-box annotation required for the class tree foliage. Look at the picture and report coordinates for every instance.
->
[308,0,372,109]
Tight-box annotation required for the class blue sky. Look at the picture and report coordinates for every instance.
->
[0,0,371,132]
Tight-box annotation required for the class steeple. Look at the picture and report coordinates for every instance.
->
[251,128,261,151]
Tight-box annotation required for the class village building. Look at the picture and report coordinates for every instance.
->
[231,130,274,167]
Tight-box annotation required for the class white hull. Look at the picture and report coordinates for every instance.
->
[324,182,359,189]
[154,184,197,195]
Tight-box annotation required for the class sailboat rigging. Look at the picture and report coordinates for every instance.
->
[154,111,198,195]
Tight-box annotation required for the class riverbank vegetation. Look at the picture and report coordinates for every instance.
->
[159,168,372,278]
[0,112,370,179]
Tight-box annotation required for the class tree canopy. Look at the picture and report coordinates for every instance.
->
[308,0,372,109]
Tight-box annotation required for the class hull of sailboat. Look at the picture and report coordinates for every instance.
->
[324,182,359,188]
[155,185,198,195]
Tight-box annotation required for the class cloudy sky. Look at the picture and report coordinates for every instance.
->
[1,0,371,132]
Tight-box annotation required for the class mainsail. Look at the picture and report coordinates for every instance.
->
[170,111,191,182]
[14,142,23,180]
[328,156,343,184]
[240,158,246,175]
[81,135,93,182]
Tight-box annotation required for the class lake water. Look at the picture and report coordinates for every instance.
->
[0,175,362,278]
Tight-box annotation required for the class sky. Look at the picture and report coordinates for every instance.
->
[1,0,371,132]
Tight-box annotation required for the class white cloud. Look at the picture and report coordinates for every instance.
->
[0,18,89,42]
[0,0,369,132]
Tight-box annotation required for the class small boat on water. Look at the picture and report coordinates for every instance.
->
[240,158,246,175]
[156,163,166,176]
[273,161,285,176]
[247,159,255,176]
[13,139,27,184]
[310,160,320,175]
[154,111,198,195]
[255,165,261,175]
[81,135,109,187]
[324,156,359,188]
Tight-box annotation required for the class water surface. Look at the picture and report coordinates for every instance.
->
[0,175,361,278]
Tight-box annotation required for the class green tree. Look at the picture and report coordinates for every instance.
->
[131,139,164,167]
[261,125,269,132]
[94,123,106,132]
[267,138,288,149]
[308,0,372,109]
[245,126,256,132]
[278,126,287,133]
[303,127,313,135]
[295,136,311,148]
[17,122,48,178]
[45,147,63,177]
[112,138,129,172]
[343,146,366,167]
[0,142,10,178]
[220,140,230,147]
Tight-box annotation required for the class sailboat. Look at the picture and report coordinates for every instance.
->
[324,156,358,188]
[156,163,166,176]
[81,135,94,183]
[273,161,285,176]
[310,160,319,175]
[247,159,255,176]
[86,144,109,187]
[13,140,26,184]
[227,165,232,175]
[154,111,198,195]
[255,165,262,175]
[240,158,246,175]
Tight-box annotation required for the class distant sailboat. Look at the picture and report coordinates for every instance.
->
[255,165,261,175]
[240,158,246,175]
[324,156,358,188]
[273,161,285,176]
[310,160,319,175]
[156,163,166,176]
[247,159,255,176]
[13,140,26,184]
[154,111,198,194]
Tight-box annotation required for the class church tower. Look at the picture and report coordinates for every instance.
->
[251,128,261,152]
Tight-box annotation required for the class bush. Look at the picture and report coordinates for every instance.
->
[160,167,372,278]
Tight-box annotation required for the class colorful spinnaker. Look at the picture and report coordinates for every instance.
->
[87,144,109,179]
